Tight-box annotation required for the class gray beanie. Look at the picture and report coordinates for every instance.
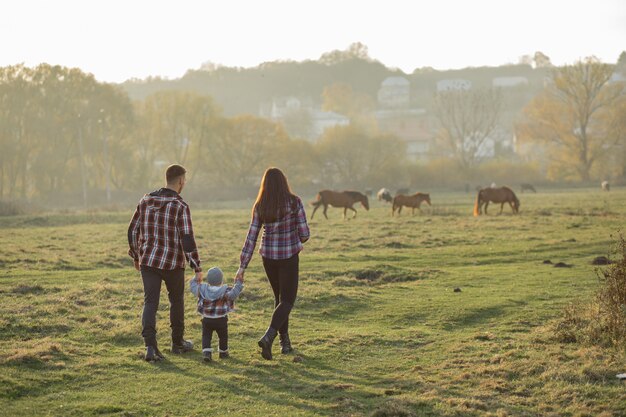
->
[205,267,224,286]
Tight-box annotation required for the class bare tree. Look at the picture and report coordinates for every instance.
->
[433,88,502,170]
[519,57,625,181]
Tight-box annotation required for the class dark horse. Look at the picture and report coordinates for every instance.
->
[310,190,370,219]
[473,186,520,216]
[392,193,431,216]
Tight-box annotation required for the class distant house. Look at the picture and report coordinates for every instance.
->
[375,108,431,161]
[609,71,626,84]
[492,76,529,88]
[259,96,349,141]
[309,109,350,139]
[472,126,515,159]
[436,79,472,91]
[377,76,410,108]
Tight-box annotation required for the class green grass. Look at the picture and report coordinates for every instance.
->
[1,188,625,417]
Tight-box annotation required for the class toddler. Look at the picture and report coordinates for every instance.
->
[189,267,243,361]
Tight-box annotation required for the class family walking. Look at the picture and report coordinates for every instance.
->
[128,165,310,362]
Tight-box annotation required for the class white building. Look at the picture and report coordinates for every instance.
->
[377,76,410,108]
[436,79,472,91]
[309,109,350,139]
[260,96,349,141]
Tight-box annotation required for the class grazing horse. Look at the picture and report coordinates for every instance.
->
[601,181,610,192]
[520,183,537,193]
[392,193,431,216]
[377,188,392,203]
[310,190,369,220]
[473,186,520,216]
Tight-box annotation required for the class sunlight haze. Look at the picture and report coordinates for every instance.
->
[2,0,625,82]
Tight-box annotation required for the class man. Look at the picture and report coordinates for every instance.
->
[128,164,203,361]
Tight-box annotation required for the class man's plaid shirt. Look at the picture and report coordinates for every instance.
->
[240,196,310,269]
[128,188,202,272]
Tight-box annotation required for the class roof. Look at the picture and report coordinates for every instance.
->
[381,76,410,87]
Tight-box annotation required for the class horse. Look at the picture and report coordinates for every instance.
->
[392,193,431,216]
[520,183,536,193]
[602,181,610,192]
[473,186,520,216]
[377,188,392,203]
[310,190,370,220]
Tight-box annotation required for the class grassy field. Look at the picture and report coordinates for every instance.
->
[1,189,625,417]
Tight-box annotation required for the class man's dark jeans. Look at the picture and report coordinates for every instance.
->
[141,265,185,347]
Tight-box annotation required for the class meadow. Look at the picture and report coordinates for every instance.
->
[0,188,625,417]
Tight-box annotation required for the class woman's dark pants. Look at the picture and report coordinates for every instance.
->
[262,254,299,334]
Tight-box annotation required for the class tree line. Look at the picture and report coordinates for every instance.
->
[0,64,408,205]
[1,55,625,207]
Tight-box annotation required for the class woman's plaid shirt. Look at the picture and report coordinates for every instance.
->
[128,188,202,272]
[240,196,310,269]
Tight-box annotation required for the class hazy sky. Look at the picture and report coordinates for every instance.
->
[2,0,625,83]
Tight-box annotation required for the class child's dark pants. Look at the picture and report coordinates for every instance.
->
[202,316,228,351]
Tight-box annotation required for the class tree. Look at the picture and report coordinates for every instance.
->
[607,97,626,179]
[319,42,372,65]
[534,51,553,68]
[134,91,219,188]
[315,125,406,187]
[321,82,376,130]
[518,55,534,66]
[209,115,289,186]
[433,88,502,170]
[279,108,314,140]
[518,57,625,181]
[617,51,626,69]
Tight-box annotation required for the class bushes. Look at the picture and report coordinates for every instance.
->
[408,159,543,189]
[0,200,26,216]
[554,233,626,347]
[596,234,626,343]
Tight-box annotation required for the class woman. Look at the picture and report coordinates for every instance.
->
[236,167,310,360]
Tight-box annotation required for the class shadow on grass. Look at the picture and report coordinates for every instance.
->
[441,299,528,331]
[144,350,435,415]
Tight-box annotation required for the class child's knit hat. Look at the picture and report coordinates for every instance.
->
[205,267,224,286]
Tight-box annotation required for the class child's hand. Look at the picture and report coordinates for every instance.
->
[235,275,244,284]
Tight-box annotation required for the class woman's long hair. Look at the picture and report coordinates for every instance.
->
[253,167,297,223]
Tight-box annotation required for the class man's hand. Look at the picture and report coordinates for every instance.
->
[134,259,140,271]
[195,270,203,283]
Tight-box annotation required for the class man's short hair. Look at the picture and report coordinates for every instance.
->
[166,164,186,184]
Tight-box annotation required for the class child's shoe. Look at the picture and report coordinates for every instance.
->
[171,339,194,354]
[202,350,212,362]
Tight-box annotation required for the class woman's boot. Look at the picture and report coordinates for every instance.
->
[279,333,293,354]
[258,327,278,360]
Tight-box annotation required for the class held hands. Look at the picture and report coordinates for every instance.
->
[195,270,203,283]
[134,259,140,271]
[235,267,245,283]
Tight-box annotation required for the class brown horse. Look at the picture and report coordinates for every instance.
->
[310,190,369,219]
[392,193,431,216]
[473,186,520,216]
